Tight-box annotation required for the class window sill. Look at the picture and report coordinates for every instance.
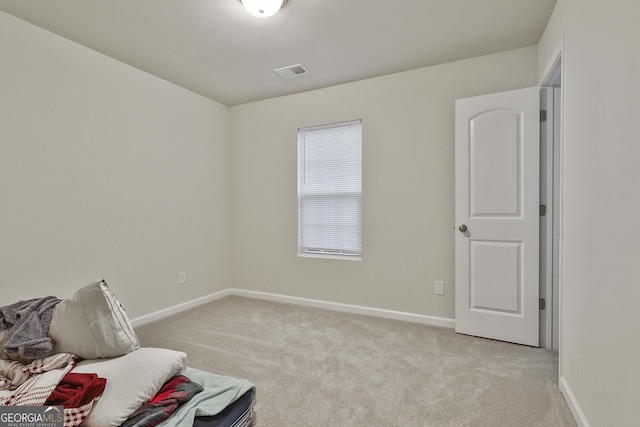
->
[297,252,362,262]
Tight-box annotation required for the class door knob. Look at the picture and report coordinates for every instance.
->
[458,224,468,232]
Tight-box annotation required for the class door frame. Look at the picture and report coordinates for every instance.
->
[539,47,563,352]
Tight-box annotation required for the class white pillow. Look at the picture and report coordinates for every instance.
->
[73,347,187,427]
[49,281,139,359]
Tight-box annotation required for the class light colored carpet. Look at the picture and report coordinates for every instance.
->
[135,296,576,427]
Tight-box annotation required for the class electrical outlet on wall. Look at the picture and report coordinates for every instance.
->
[435,281,445,295]
[179,271,187,285]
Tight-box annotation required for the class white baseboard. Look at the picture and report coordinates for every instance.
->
[229,288,455,329]
[130,288,455,329]
[559,376,590,427]
[130,289,232,327]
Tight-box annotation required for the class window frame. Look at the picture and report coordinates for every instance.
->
[297,119,362,261]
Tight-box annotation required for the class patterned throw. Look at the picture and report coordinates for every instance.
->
[0,353,107,427]
[0,353,76,405]
[121,375,203,427]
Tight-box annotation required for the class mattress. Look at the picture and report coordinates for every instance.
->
[193,389,254,427]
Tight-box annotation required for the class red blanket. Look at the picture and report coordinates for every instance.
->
[45,372,107,427]
[46,372,106,407]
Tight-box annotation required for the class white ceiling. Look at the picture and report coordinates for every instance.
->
[0,0,556,106]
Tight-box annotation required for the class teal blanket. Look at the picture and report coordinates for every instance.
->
[157,367,255,427]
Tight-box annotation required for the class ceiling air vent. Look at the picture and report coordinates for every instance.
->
[274,64,309,79]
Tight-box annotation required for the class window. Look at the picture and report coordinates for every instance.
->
[298,120,362,260]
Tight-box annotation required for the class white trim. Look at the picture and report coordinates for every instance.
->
[130,289,232,327]
[539,37,564,87]
[539,37,566,377]
[539,40,564,350]
[298,119,362,132]
[130,288,455,330]
[539,86,553,350]
[229,289,455,329]
[559,376,590,427]
[297,252,362,262]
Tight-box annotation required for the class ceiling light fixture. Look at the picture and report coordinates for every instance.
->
[239,0,288,18]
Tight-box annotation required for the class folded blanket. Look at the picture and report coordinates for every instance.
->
[0,296,61,360]
[121,375,203,427]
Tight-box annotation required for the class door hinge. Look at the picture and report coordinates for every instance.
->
[540,110,547,122]
[540,204,547,216]
[539,298,546,310]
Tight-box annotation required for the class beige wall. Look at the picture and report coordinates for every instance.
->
[538,0,640,425]
[6,2,639,423]
[0,11,231,317]
[229,46,538,319]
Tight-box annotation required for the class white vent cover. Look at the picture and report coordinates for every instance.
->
[274,64,309,79]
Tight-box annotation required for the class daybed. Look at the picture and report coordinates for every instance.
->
[0,280,255,427]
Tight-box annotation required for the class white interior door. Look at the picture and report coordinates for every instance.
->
[455,87,540,347]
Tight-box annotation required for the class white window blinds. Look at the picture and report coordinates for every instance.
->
[298,120,362,259]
